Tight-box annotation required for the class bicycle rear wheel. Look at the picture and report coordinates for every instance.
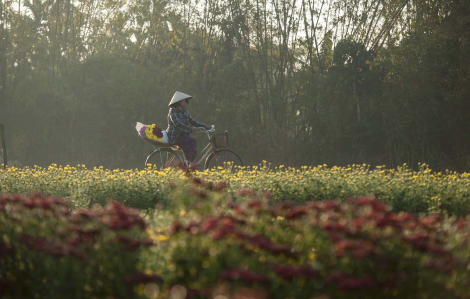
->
[145,148,184,170]
[205,149,243,171]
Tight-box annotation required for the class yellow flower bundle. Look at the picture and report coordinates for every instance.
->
[144,124,163,141]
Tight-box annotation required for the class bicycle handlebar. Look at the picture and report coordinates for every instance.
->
[194,125,215,134]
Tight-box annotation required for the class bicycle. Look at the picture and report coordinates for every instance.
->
[143,126,243,171]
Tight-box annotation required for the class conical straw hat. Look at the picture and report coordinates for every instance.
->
[168,91,192,106]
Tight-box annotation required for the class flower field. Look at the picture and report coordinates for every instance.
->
[1,163,470,298]
[1,163,470,215]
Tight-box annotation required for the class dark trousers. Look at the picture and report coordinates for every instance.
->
[177,132,197,162]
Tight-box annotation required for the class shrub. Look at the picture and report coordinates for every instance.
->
[0,193,159,299]
[157,183,470,299]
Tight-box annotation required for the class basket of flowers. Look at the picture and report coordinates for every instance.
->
[136,122,170,147]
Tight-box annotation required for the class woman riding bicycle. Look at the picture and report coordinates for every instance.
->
[167,91,212,169]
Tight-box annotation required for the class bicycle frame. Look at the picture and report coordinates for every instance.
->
[146,126,223,169]
[178,127,221,166]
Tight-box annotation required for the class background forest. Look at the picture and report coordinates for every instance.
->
[0,0,469,170]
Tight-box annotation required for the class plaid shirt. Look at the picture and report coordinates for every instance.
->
[166,106,207,144]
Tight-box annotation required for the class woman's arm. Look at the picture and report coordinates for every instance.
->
[187,111,207,128]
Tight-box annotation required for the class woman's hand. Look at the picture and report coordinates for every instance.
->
[191,127,197,134]
[205,125,213,130]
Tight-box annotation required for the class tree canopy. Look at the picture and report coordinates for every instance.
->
[0,0,469,170]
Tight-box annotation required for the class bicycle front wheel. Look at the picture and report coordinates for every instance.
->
[145,148,184,170]
[205,149,243,171]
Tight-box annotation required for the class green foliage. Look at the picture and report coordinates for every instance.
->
[1,163,470,216]
[151,185,470,299]
[0,194,157,299]
[1,184,470,298]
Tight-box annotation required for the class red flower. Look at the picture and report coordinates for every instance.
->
[335,239,355,252]
[70,226,102,238]
[276,201,295,211]
[337,276,376,290]
[233,231,249,240]
[152,125,164,138]
[212,230,228,240]
[201,218,218,232]
[229,203,245,214]
[327,272,376,290]
[285,206,307,219]
[247,235,296,257]
[322,201,340,211]
[190,188,208,199]
[237,188,256,197]
[170,222,183,233]
[272,264,319,280]
[353,197,388,212]
[352,218,366,228]
[219,214,246,225]
[77,210,98,218]
[322,223,349,233]
[191,177,208,186]
[247,199,263,209]
[220,269,269,283]
[209,181,229,192]
[420,214,443,226]
[19,235,82,259]
[101,202,146,231]
[185,222,200,234]
[351,241,377,259]
[455,219,468,229]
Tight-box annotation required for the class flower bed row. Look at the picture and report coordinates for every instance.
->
[1,185,470,298]
[154,179,470,299]
[1,163,470,214]
[0,193,157,299]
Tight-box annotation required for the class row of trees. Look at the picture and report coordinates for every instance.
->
[0,0,469,170]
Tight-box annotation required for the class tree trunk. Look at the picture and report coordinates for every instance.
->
[0,1,7,110]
